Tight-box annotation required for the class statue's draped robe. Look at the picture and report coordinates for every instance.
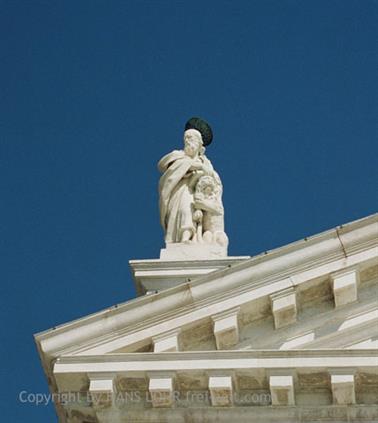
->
[158,150,197,242]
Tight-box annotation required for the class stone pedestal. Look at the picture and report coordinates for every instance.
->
[129,256,249,295]
[160,242,227,261]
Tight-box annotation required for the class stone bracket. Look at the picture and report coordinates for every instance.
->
[152,328,181,352]
[88,373,115,408]
[270,287,297,329]
[211,307,240,350]
[269,375,295,406]
[148,373,175,408]
[331,268,359,307]
[330,371,356,405]
[209,375,233,406]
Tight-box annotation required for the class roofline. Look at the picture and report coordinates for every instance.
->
[34,212,377,375]
[35,212,377,344]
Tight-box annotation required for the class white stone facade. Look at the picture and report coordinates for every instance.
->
[35,213,378,422]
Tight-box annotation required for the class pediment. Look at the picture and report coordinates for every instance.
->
[34,214,378,423]
[34,213,378,414]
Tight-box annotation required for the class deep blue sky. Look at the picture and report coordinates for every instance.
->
[1,0,377,421]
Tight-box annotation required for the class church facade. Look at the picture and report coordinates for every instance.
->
[35,212,378,423]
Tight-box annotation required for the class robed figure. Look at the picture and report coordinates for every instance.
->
[158,117,228,246]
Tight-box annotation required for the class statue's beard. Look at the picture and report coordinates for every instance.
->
[184,147,197,157]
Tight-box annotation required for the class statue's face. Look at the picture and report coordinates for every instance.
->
[204,185,213,196]
[184,129,203,157]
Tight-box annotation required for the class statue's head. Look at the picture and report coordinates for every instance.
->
[184,129,203,158]
[195,175,220,201]
[184,117,213,146]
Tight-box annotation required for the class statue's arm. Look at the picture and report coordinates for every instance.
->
[200,155,215,175]
[194,198,223,216]
[157,150,185,173]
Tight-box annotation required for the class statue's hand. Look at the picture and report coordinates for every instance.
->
[190,160,204,171]
[193,209,203,222]
[188,170,205,189]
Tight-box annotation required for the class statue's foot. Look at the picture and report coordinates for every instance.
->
[215,231,229,247]
[181,230,192,243]
[203,231,213,244]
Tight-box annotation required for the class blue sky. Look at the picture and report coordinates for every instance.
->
[1,0,377,421]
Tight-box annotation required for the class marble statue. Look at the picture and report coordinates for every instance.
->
[158,117,228,248]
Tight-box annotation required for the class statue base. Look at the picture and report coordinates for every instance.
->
[160,242,227,261]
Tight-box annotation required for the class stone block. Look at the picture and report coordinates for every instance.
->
[209,376,233,406]
[270,288,297,329]
[152,329,180,352]
[212,308,239,350]
[331,374,356,405]
[88,374,114,408]
[332,269,359,307]
[149,376,174,408]
[269,375,295,406]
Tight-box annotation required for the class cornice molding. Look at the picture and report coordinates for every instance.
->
[53,349,378,378]
[57,348,378,364]
[70,247,376,357]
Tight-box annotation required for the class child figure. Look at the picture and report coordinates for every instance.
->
[193,175,228,247]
